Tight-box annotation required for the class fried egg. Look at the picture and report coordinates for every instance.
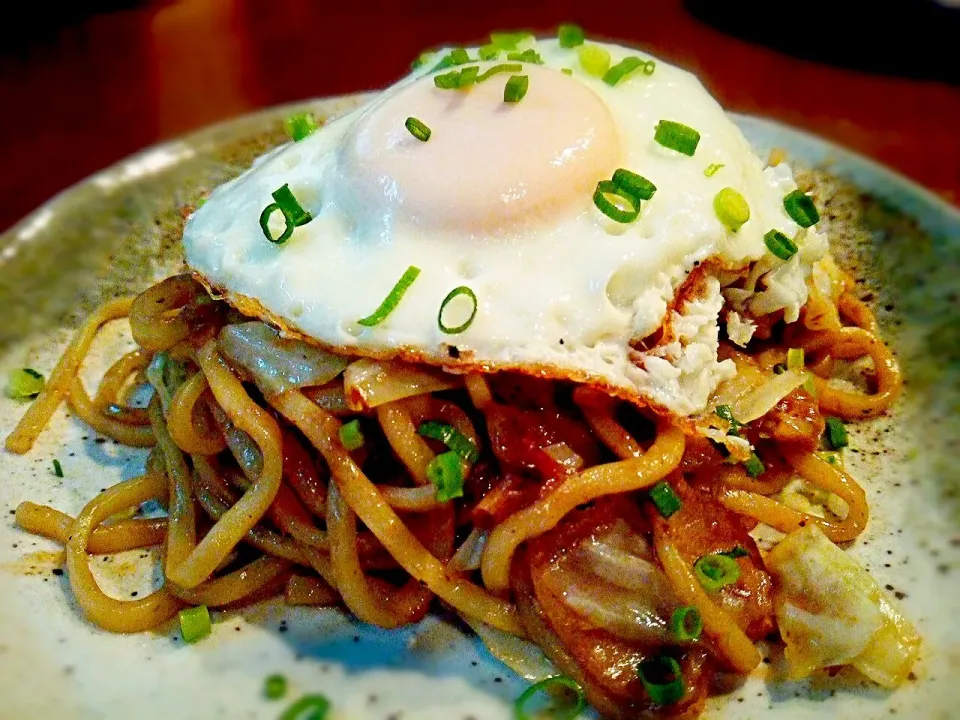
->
[184,35,827,416]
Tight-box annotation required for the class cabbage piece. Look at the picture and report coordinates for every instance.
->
[219,322,349,396]
[765,524,920,687]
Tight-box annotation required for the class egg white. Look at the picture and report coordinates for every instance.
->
[184,37,826,416]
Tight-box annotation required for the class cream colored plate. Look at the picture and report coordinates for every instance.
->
[0,96,957,719]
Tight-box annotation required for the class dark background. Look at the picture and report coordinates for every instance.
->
[1,0,958,233]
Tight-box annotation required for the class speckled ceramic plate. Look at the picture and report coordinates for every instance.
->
[1,97,958,720]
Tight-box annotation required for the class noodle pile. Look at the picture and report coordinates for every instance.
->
[6,265,901,717]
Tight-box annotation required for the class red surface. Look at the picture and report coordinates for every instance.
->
[1,0,958,233]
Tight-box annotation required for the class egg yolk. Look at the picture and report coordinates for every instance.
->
[341,63,621,236]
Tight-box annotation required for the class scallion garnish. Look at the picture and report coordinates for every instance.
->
[7,367,45,399]
[783,189,820,228]
[558,24,585,48]
[763,229,798,260]
[602,56,644,86]
[476,63,523,82]
[637,655,685,706]
[490,31,532,51]
[715,404,742,428]
[670,606,703,641]
[431,48,472,72]
[503,74,530,103]
[643,60,656,75]
[824,417,849,450]
[704,163,724,177]
[284,112,320,142]
[561,68,573,76]
[411,51,433,70]
[52,459,64,478]
[278,694,331,720]
[693,553,740,592]
[179,605,211,643]
[427,450,466,502]
[720,545,749,559]
[259,184,313,245]
[593,180,640,223]
[507,48,544,65]
[744,453,765,477]
[478,44,500,61]
[714,187,751,232]
[264,674,288,700]
[612,168,657,201]
[404,117,431,142]
[578,45,611,77]
[786,347,805,372]
[654,120,700,156]
[418,420,480,463]
[437,285,478,334]
[434,66,480,89]
[357,265,421,327]
[514,676,586,720]
[338,419,364,451]
[650,481,682,518]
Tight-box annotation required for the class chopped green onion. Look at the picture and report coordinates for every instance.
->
[503,74,529,103]
[650,481,682,518]
[259,184,312,245]
[404,117,431,142]
[476,63,523,82]
[514,675,586,720]
[431,48,472,72]
[714,187,751,232]
[719,545,750,559]
[783,189,820,228]
[602,56,644,86]
[418,420,480,463]
[763,229,798,260]
[264,674,288,700]
[693,553,740,592]
[437,285,478,334]
[52,459,64,478]
[478,44,500,61]
[670,606,703,641]
[558,23,585,48]
[284,112,319,142]
[825,417,849,450]
[357,266,421,327]
[561,68,573,76]
[744,453,765,477]
[458,65,480,86]
[654,120,700,156]
[338,419,364,451]
[426,450,465,502]
[786,347,805,371]
[179,605,211,643]
[434,70,462,89]
[506,49,544,65]
[278,694,330,720]
[715,404,741,427]
[593,180,640,223]
[612,168,657,201]
[643,60,656,75]
[704,163,724,177]
[411,51,434,70]
[490,31,532,50]
[637,655,685,706]
[578,45,611,77]
[7,367,45,399]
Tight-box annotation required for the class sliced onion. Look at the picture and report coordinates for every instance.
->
[543,443,584,472]
[447,527,489,574]
[218,322,349,396]
[343,357,459,410]
[464,616,556,683]
[713,364,808,425]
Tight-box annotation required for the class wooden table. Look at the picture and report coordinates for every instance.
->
[2,0,958,233]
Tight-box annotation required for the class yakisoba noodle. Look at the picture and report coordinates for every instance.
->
[7,260,912,717]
